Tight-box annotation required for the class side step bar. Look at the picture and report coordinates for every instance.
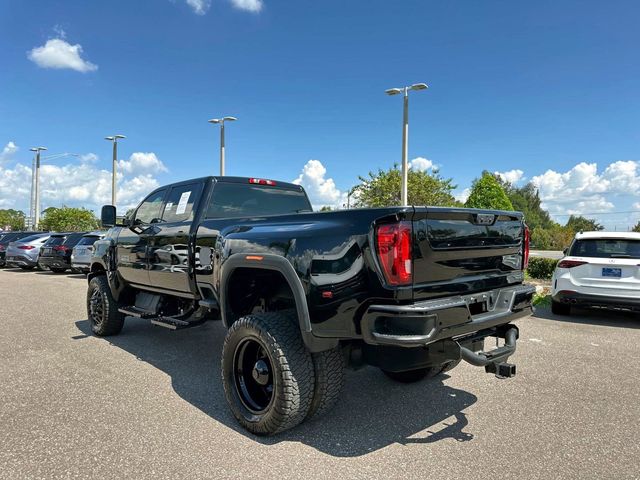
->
[119,306,205,331]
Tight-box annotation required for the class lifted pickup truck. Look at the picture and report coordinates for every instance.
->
[89,176,534,435]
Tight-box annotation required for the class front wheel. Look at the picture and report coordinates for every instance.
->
[221,311,315,435]
[87,275,125,336]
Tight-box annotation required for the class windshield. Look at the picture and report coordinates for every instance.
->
[206,183,312,218]
[569,239,640,259]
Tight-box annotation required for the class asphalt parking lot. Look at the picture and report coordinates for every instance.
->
[1,269,639,479]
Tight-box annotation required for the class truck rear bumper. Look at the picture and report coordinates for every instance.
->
[361,283,535,348]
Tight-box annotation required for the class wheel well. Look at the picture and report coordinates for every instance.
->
[88,264,106,282]
[225,267,297,326]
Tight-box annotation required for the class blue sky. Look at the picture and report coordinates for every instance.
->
[1,0,639,228]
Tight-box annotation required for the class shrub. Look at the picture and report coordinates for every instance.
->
[526,257,558,280]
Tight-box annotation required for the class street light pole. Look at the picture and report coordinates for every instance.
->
[208,116,237,176]
[29,147,47,230]
[104,135,126,207]
[385,83,428,206]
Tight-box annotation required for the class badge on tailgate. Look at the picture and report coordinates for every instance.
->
[473,213,495,225]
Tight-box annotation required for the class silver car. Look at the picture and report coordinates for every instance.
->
[5,233,51,270]
[71,232,104,273]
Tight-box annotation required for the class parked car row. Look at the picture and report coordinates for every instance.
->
[0,230,105,273]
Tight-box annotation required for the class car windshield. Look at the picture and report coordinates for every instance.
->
[569,239,640,259]
[76,235,100,246]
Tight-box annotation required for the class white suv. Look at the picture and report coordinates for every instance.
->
[551,231,640,315]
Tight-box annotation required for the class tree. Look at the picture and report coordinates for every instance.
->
[631,221,640,233]
[319,206,333,212]
[0,209,26,230]
[464,172,514,210]
[502,182,554,230]
[39,206,100,232]
[565,215,603,232]
[354,164,459,208]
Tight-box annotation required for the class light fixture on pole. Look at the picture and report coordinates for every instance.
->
[208,116,237,176]
[104,135,126,207]
[385,83,428,206]
[29,147,47,230]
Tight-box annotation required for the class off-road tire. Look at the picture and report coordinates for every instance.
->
[87,275,125,336]
[307,346,345,420]
[221,311,315,435]
[440,358,462,373]
[551,300,571,315]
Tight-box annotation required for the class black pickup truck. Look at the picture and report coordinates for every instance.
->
[89,175,534,435]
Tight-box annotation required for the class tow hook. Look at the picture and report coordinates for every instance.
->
[458,327,519,379]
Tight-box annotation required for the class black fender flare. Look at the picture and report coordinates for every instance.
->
[219,253,337,353]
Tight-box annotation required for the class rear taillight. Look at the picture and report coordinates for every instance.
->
[557,260,588,269]
[18,245,35,250]
[375,221,412,286]
[249,178,277,186]
[0,245,5,251]
[523,226,530,269]
[53,245,69,252]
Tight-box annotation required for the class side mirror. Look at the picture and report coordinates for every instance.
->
[101,205,117,228]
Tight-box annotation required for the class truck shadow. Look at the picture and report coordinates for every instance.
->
[533,305,640,329]
[74,319,477,457]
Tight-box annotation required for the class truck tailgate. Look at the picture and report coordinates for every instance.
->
[412,207,525,301]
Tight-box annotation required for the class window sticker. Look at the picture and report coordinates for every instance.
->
[176,191,191,215]
[165,202,173,211]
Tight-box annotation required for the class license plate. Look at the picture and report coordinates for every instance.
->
[43,248,52,254]
[602,267,622,278]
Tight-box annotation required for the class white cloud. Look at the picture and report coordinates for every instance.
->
[633,202,640,210]
[454,188,470,204]
[495,169,524,185]
[28,37,97,73]
[185,0,211,15]
[0,141,18,165]
[0,151,166,214]
[529,161,640,216]
[118,152,168,176]
[292,160,346,209]
[409,157,434,172]
[79,153,98,164]
[231,0,263,12]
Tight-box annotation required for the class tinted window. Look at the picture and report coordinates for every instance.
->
[570,239,640,259]
[0,233,29,244]
[77,235,101,246]
[19,234,47,243]
[206,183,312,218]
[63,234,86,246]
[45,236,66,246]
[135,190,167,224]
[162,183,203,223]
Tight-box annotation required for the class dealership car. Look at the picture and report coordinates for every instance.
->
[0,232,33,268]
[70,231,104,273]
[5,233,51,269]
[551,231,640,315]
[38,232,87,273]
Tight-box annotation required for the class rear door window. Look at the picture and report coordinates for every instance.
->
[162,183,203,223]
